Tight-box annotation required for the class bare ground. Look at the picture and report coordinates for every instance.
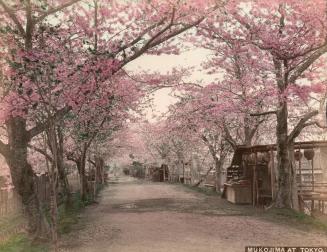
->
[59,176,327,252]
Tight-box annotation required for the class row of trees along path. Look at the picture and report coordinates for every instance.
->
[0,0,327,248]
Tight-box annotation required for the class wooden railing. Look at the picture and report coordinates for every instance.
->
[298,182,327,215]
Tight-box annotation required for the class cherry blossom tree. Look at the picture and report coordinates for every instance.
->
[196,40,275,148]
[0,0,85,238]
[138,120,208,183]
[0,0,221,238]
[162,41,275,190]
[165,92,232,191]
[65,73,143,200]
[221,0,327,208]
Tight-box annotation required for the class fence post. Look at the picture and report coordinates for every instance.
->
[0,190,3,217]
[4,190,8,216]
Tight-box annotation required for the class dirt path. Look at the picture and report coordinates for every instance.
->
[59,177,327,252]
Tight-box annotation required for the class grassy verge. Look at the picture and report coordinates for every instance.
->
[177,181,327,233]
[262,208,327,233]
[0,214,25,235]
[58,184,106,234]
[57,192,87,235]
[0,214,46,252]
[0,234,48,252]
[180,183,221,196]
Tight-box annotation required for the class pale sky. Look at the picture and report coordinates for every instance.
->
[125,48,213,120]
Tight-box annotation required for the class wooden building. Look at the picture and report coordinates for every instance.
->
[223,141,327,214]
[146,164,169,182]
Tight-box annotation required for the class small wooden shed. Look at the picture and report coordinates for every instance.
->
[147,164,169,182]
[223,141,327,214]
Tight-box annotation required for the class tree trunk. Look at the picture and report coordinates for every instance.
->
[5,117,50,239]
[76,146,88,201]
[45,127,59,251]
[243,115,253,146]
[275,98,292,208]
[56,126,71,203]
[204,138,224,193]
[57,154,71,202]
[95,155,103,184]
[289,142,299,210]
[49,170,58,251]
[101,157,105,184]
[214,157,224,193]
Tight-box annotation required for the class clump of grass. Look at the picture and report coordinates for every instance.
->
[0,234,48,252]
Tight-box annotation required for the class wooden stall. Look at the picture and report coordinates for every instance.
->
[225,181,252,204]
[147,164,169,182]
[223,141,327,214]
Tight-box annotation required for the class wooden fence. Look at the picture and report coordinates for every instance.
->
[0,173,84,244]
[0,175,55,218]
[0,189,22,217]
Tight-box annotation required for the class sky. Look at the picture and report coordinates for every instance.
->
[125,48,212,120]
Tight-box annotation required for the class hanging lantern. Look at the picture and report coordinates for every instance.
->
[294,150,303,161]
[304,149,315,160]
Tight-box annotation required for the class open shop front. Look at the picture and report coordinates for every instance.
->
[223,148,274,206]
[223,141,327,213]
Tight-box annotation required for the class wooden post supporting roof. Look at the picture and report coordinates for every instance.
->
[252,152,258,207]
[270,148,275,200]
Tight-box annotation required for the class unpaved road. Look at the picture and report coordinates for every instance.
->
[59,177,327,252]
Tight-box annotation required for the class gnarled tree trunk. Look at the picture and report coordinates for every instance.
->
[214,157,225,193]
[54,126,71,203]
[5,118,50,239]
[95,155,104,184]
[274,71,293,208]
[76,145,88,201]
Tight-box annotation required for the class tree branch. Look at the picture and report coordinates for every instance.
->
[114,18,166,56]
[148,17,205,50]
[121,9,176,66]
[250,110,277,117]
[66,152,78,163]
[34,0,81,24]
[288,110,319,143]
[192,166,213,187]
[27,106,71,140]
[302,120,327,130]
[27,144,53,163]
[88,158,96,166]
[249,118,266,141]
[121,15,205,68]
[85,117,108,150]
[0,0,25,37]
[288,44,327,84]
[222,122,237,150]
